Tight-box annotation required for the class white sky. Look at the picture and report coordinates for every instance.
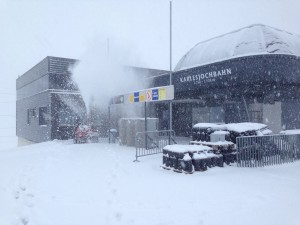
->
[0,0,299,128]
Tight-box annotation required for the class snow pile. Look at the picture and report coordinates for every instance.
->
[163,144,211,153]
[0,92,17,151]
[280,129,300,135]
[226,122,268,133]
[192,122,273,145]
[0,141,300,225]
[193,122,272,134]
[212,130,230,135]
[175,24,300,71]
[192,152,208,159]
[190,140,234,146]
[162,144,229,173]
[193,123,227,130]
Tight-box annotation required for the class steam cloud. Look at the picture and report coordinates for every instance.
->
[72,38,146,112]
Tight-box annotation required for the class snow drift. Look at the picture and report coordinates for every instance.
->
[0,141,300,225]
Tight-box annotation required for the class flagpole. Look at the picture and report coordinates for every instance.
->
[169,1,173,144]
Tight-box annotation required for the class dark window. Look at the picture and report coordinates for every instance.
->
[39,107,48,125]
[27,109,31,124]
[32,108,36,117]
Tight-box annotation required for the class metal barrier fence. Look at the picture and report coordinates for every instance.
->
[134,130,176,162]
[237,134,300,167]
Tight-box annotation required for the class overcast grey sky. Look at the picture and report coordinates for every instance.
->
[0,0,299,117]
[1,0,300,77]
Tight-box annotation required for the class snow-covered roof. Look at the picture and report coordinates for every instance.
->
[175,24,300,71]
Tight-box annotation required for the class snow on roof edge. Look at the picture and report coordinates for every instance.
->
[174,24,300,71]
[175,53,299,72]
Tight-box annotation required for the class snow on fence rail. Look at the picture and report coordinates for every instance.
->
[236,134,300,167]
[134,130,176,162]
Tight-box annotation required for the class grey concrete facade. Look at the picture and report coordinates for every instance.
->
[16,56,86,143]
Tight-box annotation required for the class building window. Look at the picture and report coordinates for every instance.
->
[32,108,36,118]
[27,109,31,124]
[39,107,48,126]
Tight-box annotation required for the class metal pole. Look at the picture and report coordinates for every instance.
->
[145,102,147,149]
[108,105,111,143]
[107,39,110,143]
[170,1,172,86]
[169,1,173,144]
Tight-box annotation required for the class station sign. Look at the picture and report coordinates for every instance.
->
[111,85,174,105]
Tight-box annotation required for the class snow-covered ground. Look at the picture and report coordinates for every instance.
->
[0,140,299,225]
[0,92,17,152]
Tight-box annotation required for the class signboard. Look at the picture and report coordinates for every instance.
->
[152,89,159,101]
[110,85,174,105]
[146,90,152,101]
[134,92,139,102]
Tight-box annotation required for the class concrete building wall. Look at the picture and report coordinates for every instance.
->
[16,91,52,143]
[263,102,282,134]
[17,75,49,100]
[248,103,263,123]
[16,56,81,143]
[16,57,49,90]
[282,100,300,131]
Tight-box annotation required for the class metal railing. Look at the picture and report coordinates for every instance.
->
[236,134,300,167]
[134,130,176,162]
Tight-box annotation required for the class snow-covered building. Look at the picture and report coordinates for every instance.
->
[17,25,300,143]
[16,56,86,143]
[150,24,300,135]
[16,57,168,143]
